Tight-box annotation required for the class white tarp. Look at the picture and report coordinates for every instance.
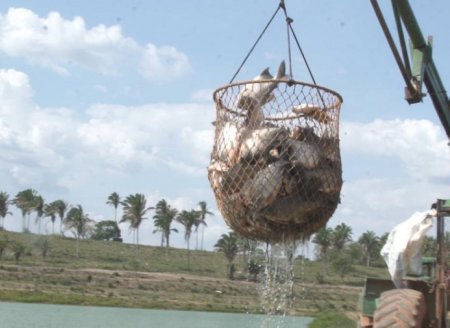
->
[380,209,436,288]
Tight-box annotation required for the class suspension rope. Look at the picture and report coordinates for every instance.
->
[230,0,320,88]
[281,1,294,79]
[229,4,282,84]
[280,1,318,85]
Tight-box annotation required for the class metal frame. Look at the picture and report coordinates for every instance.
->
[370,0,450,139]
[434,199,450,328]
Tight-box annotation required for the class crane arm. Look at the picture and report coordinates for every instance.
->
[371,0,450,139]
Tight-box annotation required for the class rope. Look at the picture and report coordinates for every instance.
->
[280,1,318,85]
[229,4,282,84]
[230,0,322,91]
[281,1,326,107]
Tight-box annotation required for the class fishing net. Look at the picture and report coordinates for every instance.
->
[208,79,343,242]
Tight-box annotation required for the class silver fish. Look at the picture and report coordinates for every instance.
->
[259,194,322,225]
[304,164,342,194]
[241,161,285,211]
[286,139,323,169]
[320,136,341,163]
[292,103,331,124]
[214,121,241,165]
[207,160,228,195]
[289,126,321,144]
[221,161,256,195]
[239,126,288,161]
[237,61,287,114]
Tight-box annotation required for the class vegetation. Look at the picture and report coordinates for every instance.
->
[197,201,213,250]
[106,192,121,224]
[0,229,390,318]
[64,205,94,257]
[0,187,417,323]
[176,209,201,269]
[152,199,178,251]
[120,193,153,251]
[92,220,122,242]
[35,237,51,259]
[13,189,39,232]
[44,201,59,234]
[309,311,356,328]
[214,232,239,279]
[0,191,12,229]
[54,200,70,235]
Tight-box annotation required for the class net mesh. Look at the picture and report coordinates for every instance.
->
[209,79,343,242]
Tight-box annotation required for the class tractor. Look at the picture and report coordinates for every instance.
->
[357,0,450,326]
[359,200,450,327]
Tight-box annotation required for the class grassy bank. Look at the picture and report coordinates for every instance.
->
[309,311,356,328]
[0,230,389,318]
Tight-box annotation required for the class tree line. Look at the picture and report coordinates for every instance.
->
[0,189,214,258]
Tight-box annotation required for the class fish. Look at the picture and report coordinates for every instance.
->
[285,139,323,170]
[221,161,257,195]
[259,194,323,225]
[207,160,228,195]
[237,61,288,127]
[320,136,341,163]
[304,163,342,194]
[289,126,321,144]
[239,126,288,162]
[292,103,331,124]
[214,121,241,165]
[241,161,285,211]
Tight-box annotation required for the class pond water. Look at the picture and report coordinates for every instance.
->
[0,301,313,328]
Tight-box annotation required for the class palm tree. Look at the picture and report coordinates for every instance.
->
[120,193,153,252]
[64,205,94,257]
[197,201,214,250]
[313,227,333,274]
[215,232,239,279]
[358,230,380,267]
[34,195,45,234]
[331,223,353,251]
[53,200,70,235]
[13,189,38,232]
[44,202,59,234]
[176,209,200,268]
[236,236,258,269]
[0,191,12,229]
[152,199,178,251]
[106,192,121,224]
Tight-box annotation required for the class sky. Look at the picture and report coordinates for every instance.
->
[0,0,449,252]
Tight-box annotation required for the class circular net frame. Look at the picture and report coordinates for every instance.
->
[209,79,343,242]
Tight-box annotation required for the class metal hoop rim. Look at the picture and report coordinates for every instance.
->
[213,79,344,104]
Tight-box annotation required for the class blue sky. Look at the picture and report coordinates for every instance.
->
[0,0,449,251]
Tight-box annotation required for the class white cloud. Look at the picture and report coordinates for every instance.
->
[325,118,450,239]
[191,89,214,103]
[0,68,34,115]
[329,176,448,239]
[342,119,450,180]
[3,67,450,248]
[0,8,190,81]
[139,44,191,82]
[0,69,215,191]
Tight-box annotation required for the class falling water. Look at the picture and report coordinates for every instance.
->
[259,240,299,328]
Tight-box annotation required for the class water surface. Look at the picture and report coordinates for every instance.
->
[0,301,313,328]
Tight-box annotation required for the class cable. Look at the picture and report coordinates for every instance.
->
[229,4,282,84]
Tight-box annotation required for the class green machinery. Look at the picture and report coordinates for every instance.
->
[357,1,450,327]
[370,0,450,136]
[359,200,450,327]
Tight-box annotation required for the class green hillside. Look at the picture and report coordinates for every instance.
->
[0,230,390,317]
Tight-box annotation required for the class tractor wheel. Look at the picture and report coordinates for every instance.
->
[373,288,426,328]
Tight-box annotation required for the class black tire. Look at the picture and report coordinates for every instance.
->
[373,288,426,328]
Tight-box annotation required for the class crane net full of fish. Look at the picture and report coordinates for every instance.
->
[208,61,343,242]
